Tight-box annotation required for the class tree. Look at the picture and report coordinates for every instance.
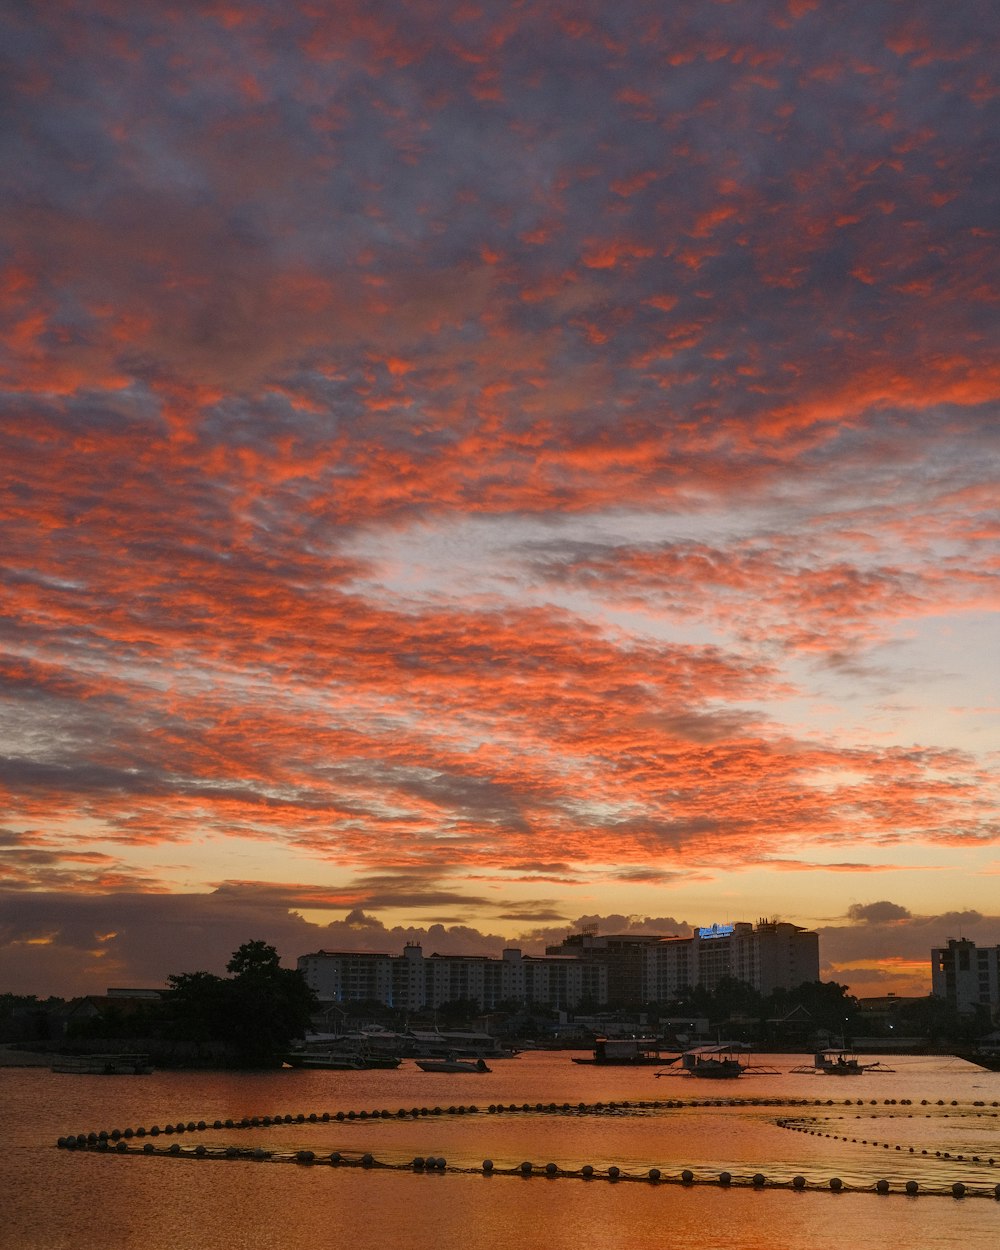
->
[768,980,858,1037]
[226,939,282,978]
[164,970,232,1048]
[164,941,318,1067]
[711,975,763,1020]
[433,997,481,1027]
[896,994,961,1042]
[224,940,318,1067]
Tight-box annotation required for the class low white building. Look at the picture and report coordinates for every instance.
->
[297,943,606,1011]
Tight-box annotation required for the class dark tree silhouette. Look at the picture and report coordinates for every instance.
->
[165,941,317,1067]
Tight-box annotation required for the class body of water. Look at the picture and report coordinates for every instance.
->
[4,1050,999,1248]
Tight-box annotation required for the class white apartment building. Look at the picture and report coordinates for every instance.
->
[297,943,607,1011]
[931,938,1000,1017]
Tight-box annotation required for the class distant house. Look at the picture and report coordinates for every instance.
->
[60,992,162,1037]
[765,1004,814,1043]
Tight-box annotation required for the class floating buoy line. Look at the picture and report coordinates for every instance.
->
[54,1095,1000,1200]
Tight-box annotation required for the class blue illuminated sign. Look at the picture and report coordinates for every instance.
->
[697,923,735,939]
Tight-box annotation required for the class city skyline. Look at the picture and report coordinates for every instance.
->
[2,1,998,1000]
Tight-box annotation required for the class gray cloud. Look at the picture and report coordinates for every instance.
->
[847,901,913,924]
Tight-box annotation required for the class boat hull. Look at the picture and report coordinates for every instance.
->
[415,1058,490,1073]
[51,1054,153,1075]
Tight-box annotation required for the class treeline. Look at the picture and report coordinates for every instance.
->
[660,975,992,1044]
[2,940,317,1068]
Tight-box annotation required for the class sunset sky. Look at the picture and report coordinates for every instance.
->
[2,0,998,1002]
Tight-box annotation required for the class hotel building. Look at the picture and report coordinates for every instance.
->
[550,919,819,1003]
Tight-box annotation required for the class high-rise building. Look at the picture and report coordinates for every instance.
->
[549,919,820,1004]
[931,938,1000,1017]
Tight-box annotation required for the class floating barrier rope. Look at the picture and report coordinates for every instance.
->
[777,1108,999,1164]
[54,1096,1000,1200]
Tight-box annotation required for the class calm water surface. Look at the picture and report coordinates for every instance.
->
[4,1052,999,1249]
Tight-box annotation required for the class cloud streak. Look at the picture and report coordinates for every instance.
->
[2,0,998,996]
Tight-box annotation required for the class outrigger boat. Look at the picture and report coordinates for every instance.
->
[791,1048,895,1075]
[656,1043,779,1079]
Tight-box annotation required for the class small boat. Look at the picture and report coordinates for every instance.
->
[415,1055,491,1073]
[285,1048,401,1070]
[656,1043,776,1079]
[572,1036,664,1065]
[791,1048,894,1075]
[51,1053,153,1075]
[680,1044,747,1079]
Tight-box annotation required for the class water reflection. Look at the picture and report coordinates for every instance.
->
[6,1053,1000,1250]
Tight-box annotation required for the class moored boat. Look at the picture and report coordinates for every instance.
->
[679,1044,747,1079]
[572,1036,663,1065]
[415,1055,491,1073]
[790,1048,895,1075]
[655,1043,777,1079]
[51,1053,153,1075]
[285,1050,402,1070]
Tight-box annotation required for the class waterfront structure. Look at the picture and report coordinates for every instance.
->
[931,938,1000,1017]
